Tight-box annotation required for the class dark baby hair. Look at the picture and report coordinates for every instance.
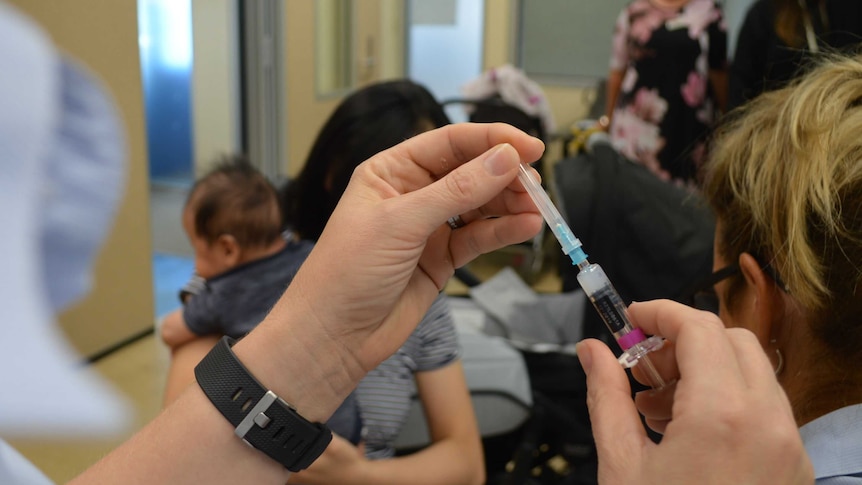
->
[186,154,283,248]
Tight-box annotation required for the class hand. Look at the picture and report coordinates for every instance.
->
[287,434,366,485]
[577,300,813,485]
[595,115,610,132]
[283,123,544,374]
[159,308,196,349]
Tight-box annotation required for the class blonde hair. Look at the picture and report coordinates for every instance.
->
[703,54,862,353]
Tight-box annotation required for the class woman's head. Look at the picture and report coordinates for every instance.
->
[281,80,449,241]
[703,54,862,373]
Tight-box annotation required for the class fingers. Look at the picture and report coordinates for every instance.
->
[630,341,679,388]
[627,300,746,394]
[394,143,539,237]
[725,328,795,419]
[577,339,648,470]
[351,124,544,240]
[395,123,545,182]
[634,381,677,434]
[456,175,540,224]
[447,213,543,268]
[725,328,778,389]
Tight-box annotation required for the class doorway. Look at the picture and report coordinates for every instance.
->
[406,0,485,122]
[138,0,243,319]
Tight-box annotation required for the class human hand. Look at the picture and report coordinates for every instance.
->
[287,434,366,485]
[158,308,196,349]
[577,300,813,485]
[281,123,544,374]
[594,115,610,132]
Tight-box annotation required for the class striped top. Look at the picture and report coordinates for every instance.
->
[357,293,460,459]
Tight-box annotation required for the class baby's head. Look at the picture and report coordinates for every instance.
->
[183,155,283,279]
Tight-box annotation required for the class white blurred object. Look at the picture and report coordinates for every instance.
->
[0,2,130,438]
[461,64,556,135]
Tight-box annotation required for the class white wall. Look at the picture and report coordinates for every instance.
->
[192,0,241,175]
[408,0,485,121]
[724,0,756,60]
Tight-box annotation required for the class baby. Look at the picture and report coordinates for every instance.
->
[160,155,361,443]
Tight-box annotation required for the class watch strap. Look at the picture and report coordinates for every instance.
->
[195,336,332,472]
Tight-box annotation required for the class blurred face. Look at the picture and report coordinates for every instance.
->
[182,206,234,279]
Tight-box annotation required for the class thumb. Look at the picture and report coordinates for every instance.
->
[577,339,647,479]
[402,143,523,233]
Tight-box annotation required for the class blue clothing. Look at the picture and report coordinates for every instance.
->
[182,236,459,455]
[180,238,364,443]
[182,239,313,338]
[801,403,862,484]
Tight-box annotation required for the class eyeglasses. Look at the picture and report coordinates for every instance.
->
[683,258,789,313]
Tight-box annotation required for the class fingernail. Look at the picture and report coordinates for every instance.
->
[484,144,515,176]
[576,341,592,374]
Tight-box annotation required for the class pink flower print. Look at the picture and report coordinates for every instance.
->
[621,68,638,93]
[676,0,722,39]
[696,98,714,124]
[628,2,670,45]
[681,71,706,107]
[632,87,668,123]
[610,107,666,176]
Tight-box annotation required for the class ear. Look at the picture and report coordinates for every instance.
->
[738,252,780,347]
[216,234,242,267]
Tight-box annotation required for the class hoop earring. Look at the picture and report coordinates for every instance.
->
[770,339,784,376]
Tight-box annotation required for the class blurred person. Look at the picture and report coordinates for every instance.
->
[602,0,728,186]
[636,54,862,482]
[0,3,816,484]
[158,156,361,444]
[729,0,862,110]
[279,80,483,485]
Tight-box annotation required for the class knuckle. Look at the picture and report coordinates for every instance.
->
[712,399,749,432]
[444,169,475,206]
[695,310,726,332]
[726,327,757,344]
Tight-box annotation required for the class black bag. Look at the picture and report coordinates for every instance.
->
[554,137,715,344]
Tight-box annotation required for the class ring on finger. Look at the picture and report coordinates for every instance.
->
[447,215,467,230]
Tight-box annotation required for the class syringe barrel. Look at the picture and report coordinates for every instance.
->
[577,263,638,344]
[577,263,667,388]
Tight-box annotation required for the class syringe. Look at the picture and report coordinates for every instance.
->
[517,164,667,389]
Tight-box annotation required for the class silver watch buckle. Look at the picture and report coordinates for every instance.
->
[235,390,294,439]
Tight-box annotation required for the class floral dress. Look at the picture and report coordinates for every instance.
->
[609,0,726,184]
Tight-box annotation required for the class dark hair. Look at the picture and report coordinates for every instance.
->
[281,80,450,241]
[186,154,283,248]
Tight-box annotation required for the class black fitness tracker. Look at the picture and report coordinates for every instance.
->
[195,336,332,472]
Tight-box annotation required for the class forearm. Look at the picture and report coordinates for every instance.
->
[162,335,220,407]
[73,289,360,484]
[709,69,729,114]
[359,439,484,485]
[72,386,290,484]
[605,69,624,120]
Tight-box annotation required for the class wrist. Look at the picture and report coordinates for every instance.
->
[195,337,333,472]
[598,115,611,130]
[231,297,363,423]
[352,457,381,485]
